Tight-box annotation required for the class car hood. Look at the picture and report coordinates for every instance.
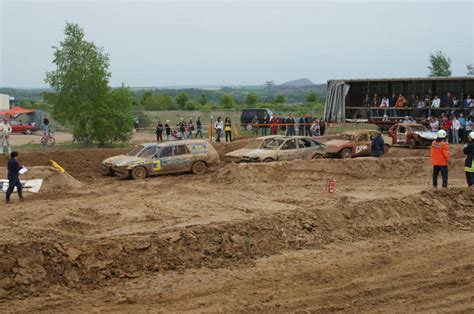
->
[243,149,275,159]
[414,131,437,140]
[103,155,147,166]
[225,148,256,158]
[324,139,351,152]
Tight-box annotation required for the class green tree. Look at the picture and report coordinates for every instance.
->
[305,91,317,103]
[467,64,474,76]
[245,92,258,106]
[428,51,452,77]
[274,94,287,104]
[185,100,196,110]
[44,22,133,144]
[176,92,189,109]
[199,93,208,106]
[219,94,234,109]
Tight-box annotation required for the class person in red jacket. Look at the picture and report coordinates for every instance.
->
[441,116,452,143]
[430,129,449,190]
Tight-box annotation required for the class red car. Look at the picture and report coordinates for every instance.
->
[10,120,37,134]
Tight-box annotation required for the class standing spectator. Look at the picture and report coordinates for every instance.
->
[134,116,139,130]
[261,113,269,136]
[164,120,171,141]
[155,121,164,143]
[464,94,472,115]
[0,118,12,155]
[371,132,385,157]
[310,119,320,136]
[224,117,232,142]
[452,116,460,144]
[187,118,194,139]
[177,118,186,140]
[431,95,441,117]
[319,119,326,136]
[466,117,473,140]
[43,115,50,135]
[251,115,258,136]
[195,117,203,139]
[270,116,279,135]
[5,151,24,203]
[380,96,389,117]
[395,94,406,117]
[463,132,474,188]
[430,117,440,132]
[441,116,452,143]
[305,115,313,136]
[214,117,223,143]
[286,114,296,136]
[430,130,449,190]
[298,114,305,136]
[458,113,466,142]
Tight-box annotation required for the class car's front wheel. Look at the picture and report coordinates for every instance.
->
[340,148,352,159]
[408,139,416,149]
[312,154,325,159]
[130,166,147,180]
[263,158,274,162]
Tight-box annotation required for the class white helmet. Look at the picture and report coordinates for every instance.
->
[437,129,447,139]
[469,132,474,140]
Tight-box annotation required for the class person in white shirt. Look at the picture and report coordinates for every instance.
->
[0,118,13,155]
[379,96,389,117]
[452,116,461,144]
[430,117,440,132]
[214,117,224,143]
[431,96,441,108]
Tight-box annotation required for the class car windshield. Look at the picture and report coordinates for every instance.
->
[263,138,285,149]
[126,146,144,156]
[341,134,355,141]
[411,125,428,132]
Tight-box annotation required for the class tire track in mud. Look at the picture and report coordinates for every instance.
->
[1,188,472,299]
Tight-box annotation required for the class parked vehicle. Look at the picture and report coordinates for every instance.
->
[10,120,36,134]
[240,136,326,163]
[225,135,282,162]
[101,140,219,179]
[240,108,273,130]
[324,130,392,158]
[388,123,436,149]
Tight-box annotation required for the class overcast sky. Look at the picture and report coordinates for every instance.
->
[0,0,473,88]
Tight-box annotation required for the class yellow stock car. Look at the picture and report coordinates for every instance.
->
[101,140,220,180]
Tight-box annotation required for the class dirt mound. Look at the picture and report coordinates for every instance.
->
[0,166,83,193]
[0,188,472,299]
[211,139,252,159]
[0,148,128,182]
[210,157,465,184]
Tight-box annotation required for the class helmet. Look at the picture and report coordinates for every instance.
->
[469,132,474,140]
[437,130,447,139]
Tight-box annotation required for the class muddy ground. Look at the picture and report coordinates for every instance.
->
[0,143,473,312]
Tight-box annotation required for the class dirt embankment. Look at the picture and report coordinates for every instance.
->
[0,149,128,182]
[1,187,472,299]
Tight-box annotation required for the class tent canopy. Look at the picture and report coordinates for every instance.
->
[0,106,35,116]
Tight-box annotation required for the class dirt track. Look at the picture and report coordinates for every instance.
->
[0,143,473,312]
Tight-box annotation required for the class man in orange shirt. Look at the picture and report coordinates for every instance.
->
[430,129,449,190]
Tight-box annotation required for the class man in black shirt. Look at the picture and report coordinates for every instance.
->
[6,151,24,203]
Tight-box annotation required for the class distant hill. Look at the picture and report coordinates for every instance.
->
[279,78,316,88]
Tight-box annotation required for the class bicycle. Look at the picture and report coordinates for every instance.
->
[40,130,56,147]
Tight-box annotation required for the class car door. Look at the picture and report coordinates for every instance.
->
[152,146,174,173]
[277,139,300,161]
[397,126,407,143]
[297,138,315,160]
[354,133,371,156]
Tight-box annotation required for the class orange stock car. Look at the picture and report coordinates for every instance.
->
[323,130,392,158]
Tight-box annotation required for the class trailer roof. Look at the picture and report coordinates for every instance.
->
[327,76,474,84]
